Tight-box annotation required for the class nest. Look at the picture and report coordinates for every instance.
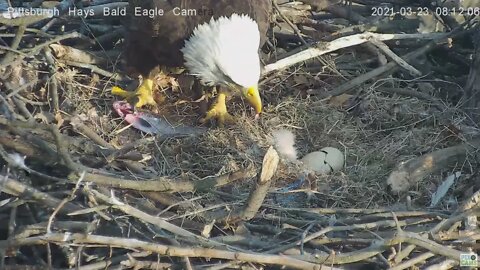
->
[0,0,480,269]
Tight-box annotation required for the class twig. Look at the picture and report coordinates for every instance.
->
[319,43,439,99]
[0,118,59,158]
[65,254,127,270]
[43,48,60,112]
[104,137,153,163]
[14,95,49,106]
[46,171,85,233]
[0,45,29,57]
[49,124,82,171]
[392,231,463,261]
[88,188,227,249]
[393,244,416,264]
[0,32,87,69]
[122,254,172,270]
[6,80,38,99]
[458,186,480,212]
[94,28,125,48]
[431,207,480,238]
[167,239,194,270]
[13,221,91,239]
[69,115,150,174]
[272,206,449,216]
[203,261,241,270]
[0,206,17,269]
[273,0,308,46]
[11,97,33,121]
[70,115,112,149]
[266,217,435,255]
[62,60,122,80]
[300,223,316,255]
[368,38,422,76]
[389,252,434,270]
[287,229,464,265]
[0,24,26,65]
[423,259,458,270]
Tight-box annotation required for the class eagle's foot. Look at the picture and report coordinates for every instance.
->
[200,93,235,127]
[112,78,158,108]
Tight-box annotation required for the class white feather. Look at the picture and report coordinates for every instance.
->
[181,14,261,88]
[272,129,297,162]
[430,172,461,207]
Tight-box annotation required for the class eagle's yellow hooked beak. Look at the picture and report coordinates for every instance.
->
[242,85,262,116]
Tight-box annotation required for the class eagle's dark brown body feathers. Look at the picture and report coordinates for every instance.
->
[125,0,272,76]
[115,0,271,124]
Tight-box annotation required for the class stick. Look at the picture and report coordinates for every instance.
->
[62,60,122,80]
[262,32,445,74]
[69,168,253,193]
[89,189,227,249]
[290,229,463,265]
[266,217,435,255]
[49,124,82,171]
[387,138,480,193]
[368,38,422,76]
[315,41,445,99]
[43,48,60,112]
[240,147,279,221]
[389,252,434,270]
[0,24,26,65]
[273,0,309,46]
[0,176,83,214]
[0,32,86,69]
[0,233,331,270]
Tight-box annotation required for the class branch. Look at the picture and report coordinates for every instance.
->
[68,168,253,193]
[0,233,333,270]
[387,138,480,193]
[240,147,279,221]
[0,176,83,214]
[262,32,445,74]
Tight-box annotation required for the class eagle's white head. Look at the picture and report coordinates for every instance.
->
[181,14,262,114]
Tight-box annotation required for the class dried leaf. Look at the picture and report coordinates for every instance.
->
[170,77,180,91]
[55,112,64,128]
[328,94,354,108]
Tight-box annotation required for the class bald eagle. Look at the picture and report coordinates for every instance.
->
[113,0,272,126]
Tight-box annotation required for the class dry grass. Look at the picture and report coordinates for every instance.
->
[48,59,475,212]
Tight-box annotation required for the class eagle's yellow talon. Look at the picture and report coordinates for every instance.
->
[112,79,157,108]
[200,93,235,127]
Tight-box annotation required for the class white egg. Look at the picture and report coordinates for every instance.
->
[301,147,344,174]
